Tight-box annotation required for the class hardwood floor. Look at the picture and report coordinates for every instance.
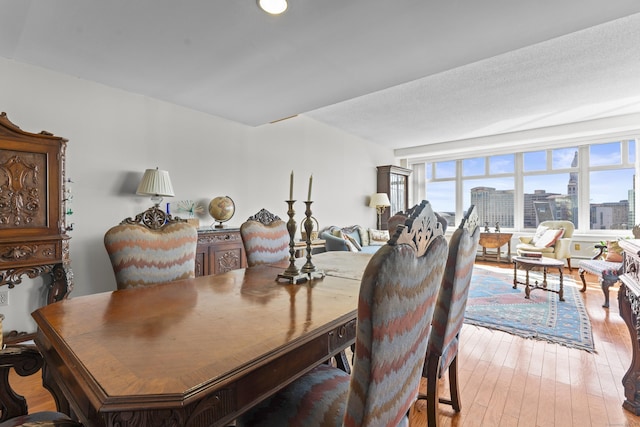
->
[8,263,640,426]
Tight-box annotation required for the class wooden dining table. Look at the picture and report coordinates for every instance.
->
[32,252,373,427]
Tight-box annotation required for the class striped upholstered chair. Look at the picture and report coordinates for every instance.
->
[418,205,480,427]
[236,200,448,427]
[240,208,289,267]
[104,206,198,290]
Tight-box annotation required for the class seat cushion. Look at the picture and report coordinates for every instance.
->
[0,412,81,427]
[578,259,623,277]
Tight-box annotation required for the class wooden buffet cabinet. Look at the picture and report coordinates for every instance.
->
[195,228,246,276]
[0,113,72,343]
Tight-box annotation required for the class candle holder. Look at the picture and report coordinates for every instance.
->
[277,200,308,284]
[301,201,324,280]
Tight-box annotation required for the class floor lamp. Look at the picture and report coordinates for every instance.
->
[369,193,391,230]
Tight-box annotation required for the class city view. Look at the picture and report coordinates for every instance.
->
[426,144,636,230]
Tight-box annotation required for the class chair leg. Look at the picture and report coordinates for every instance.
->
[334,350,351,374]
[579,268,587,292]
[446,355,461,412]
[601,278,616,308]
[566,258,572,271]
[425,354,441,427]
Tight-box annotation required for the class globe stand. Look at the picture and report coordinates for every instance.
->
[208,196,235,230]
[277,200,308,284]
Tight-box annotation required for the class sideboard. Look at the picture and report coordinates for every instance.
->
[195,228,246,276]
[618,239,640,414]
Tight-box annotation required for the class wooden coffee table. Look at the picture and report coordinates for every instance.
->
[512,256,565,301]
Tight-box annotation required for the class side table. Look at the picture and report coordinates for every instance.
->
[477,232,512,263]
[513,256,565,301]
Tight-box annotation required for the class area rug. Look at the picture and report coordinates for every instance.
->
[464,264,595,352]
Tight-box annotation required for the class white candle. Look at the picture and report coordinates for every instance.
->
[289,171,294,200]
[307,174,313,201]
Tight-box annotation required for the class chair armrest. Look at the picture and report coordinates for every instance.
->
[320,232,349,252]
[0,345,44,421]
[519,236,533,244]
[592,243,606,260]
[554,238,572,258]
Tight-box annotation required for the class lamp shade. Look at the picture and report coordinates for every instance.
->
[369,193,391,208]
[136,168,175,197]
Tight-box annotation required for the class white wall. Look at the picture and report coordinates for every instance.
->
[0,58,395,334]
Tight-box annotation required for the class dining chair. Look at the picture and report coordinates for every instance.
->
[240,208,290,267]
[104,206,198,290]
[0,345,83,427]
[417,205,480,427]
[236,200,448,427]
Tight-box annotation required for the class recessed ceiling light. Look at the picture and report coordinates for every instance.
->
[258,0,288,15]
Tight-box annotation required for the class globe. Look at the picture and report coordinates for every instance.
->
[209,196,235,228]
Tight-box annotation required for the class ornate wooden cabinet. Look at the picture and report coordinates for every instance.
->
[195,228,246,276]
[376,165,412,230]
[618,238,640,414]
[0,113,72,313]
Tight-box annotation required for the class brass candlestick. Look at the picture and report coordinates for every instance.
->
[301,201,324,280]
[277,200,308,284]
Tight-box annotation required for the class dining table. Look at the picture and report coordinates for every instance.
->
[31,251,373,427]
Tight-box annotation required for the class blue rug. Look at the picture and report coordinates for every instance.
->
[464,264,595,352]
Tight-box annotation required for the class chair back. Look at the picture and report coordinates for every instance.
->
[427,205,480,372]
[240,208,289,267]
[104,207,198,290]
[344,200,448,426]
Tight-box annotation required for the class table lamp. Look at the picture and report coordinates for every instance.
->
[136,167,175,208]
[369,193,391,230]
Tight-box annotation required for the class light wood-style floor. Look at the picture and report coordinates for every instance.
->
[8,263,640,426]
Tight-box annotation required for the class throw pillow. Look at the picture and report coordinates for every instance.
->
[369,229,390,246]
[605,240,623,262]
[530,225,549,245]
[341,232,360,252]
[534,228,564,248]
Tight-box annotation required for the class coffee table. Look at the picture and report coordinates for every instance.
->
[512,256,565,301]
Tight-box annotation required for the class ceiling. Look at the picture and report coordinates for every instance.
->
[1,1,639,153]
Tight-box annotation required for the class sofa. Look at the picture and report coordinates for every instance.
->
[319,225,389,254]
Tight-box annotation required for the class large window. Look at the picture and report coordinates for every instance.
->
[422,139,637,232]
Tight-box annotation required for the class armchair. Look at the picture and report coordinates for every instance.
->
[0,345,82,427]
[516,220,574,270]
[104,207,198,290]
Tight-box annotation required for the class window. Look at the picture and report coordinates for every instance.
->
[421,139,637,232]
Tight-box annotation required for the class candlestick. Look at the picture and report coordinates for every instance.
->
[301,200,324,280]
[277,200,308,284]
[289,171,294,201]
[307,174,313,202]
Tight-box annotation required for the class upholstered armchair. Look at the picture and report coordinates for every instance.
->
[0,345,82,427]
[417,205,480,427]
[104,207,198,290]
[516,220,575,270]
[236,200,448,427]
[240,208,289,267]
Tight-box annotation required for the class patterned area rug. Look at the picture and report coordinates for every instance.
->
[464,264,595,352]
